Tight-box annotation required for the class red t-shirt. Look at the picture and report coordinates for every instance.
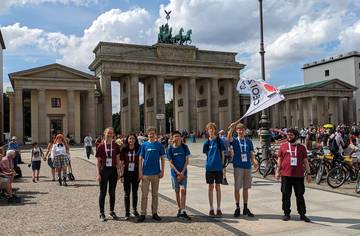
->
[278,142,307,177]
[120,147,139,172]
[96,141,120,168]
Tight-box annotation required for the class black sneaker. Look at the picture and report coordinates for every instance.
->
[177,209,181,218]
[300,214,311,222]
[152,213,162,221]
[222,178,229,185]
[243,208,254,217]
[99,214,106,222]
[234,208,240,217]
[125,212,130,220]
[133,210,139,217]
[137,215,145,223]
[180,211,191,221]
[109,211,118,220]
[282,214,290,221]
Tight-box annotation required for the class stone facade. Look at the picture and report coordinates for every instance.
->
[8,64,97,144]
[89,42,244,134]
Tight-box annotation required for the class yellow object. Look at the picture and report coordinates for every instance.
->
[322,153,352,162]
[323,124,334,129]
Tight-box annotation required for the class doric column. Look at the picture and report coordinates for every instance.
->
[285,100,291,127]
[101,74,112,129]
[129,74,140,132]
[210,78,219,125]
[311,97,318,125]
[67,89,75,136]
[323,96,329,124]
[9,93,15,137]
[298,99,304,128]
[14,89,23,144]
[348,98,354,124]
[232,79,240,122]
[38,89,46,143]
[338,98,344,124]
[317,97,322,126]
[188,77,197,132]
[155,76,165,134]
[87,89,96,138]
[273,103,280,128]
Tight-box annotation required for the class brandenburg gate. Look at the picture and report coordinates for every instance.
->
[89,15,244,134]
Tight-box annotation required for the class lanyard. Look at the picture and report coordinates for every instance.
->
[238,138,247,153]
[104,141,112,158]
[288,143,297,157]
[128,150,135,162]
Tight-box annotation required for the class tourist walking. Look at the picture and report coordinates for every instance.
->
[120,133,140,220]
[96,127,122,222]
[51,134,70,186]
[137,127,166,222]
[203,122,226,217]
[30,142,44,183]
[167,130,191,220]
[84,134,93,159]
[275,128,312,222]
[227,122,258,218]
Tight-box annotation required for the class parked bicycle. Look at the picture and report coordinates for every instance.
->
[327,157,359,189]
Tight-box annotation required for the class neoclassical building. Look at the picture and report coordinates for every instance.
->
[8,64,97,144]
[89,42,243,134]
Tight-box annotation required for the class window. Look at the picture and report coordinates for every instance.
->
[51,98,61,108]
[325,70,329,76]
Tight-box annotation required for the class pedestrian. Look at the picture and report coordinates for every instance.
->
[227,122,258,218]
[30,142,44,183]
[44,135,56,181]
[96,127,122,222]
[51,134,70,186]
[0,150,20,203]
[120,133,140,220]
[167,130,191,220]
[137,127,166,222]
[202,122,226,217]
[84,134,93,159]
[7,136,22,166]
[275,128,312,222]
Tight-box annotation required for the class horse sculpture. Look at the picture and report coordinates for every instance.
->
[179,29,192,45]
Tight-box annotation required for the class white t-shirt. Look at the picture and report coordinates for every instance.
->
[32,147,42,161]
[84,136,93,147]
[51,143,68,158]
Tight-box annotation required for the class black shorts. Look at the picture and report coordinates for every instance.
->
[206,171,223,184]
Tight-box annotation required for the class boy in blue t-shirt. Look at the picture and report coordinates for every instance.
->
[138,127,166,222]
[202,122,226,217]
[227,122,258,218]
[167,130,191,220]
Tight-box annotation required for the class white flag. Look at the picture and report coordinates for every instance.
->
[236,78,285,120]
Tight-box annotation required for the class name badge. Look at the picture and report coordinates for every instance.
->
[128,163,135,172]
[106,158,112,167]
[241,153,247,162]
[290,157,297,166]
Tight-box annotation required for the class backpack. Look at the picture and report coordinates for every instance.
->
[328,136,339,153]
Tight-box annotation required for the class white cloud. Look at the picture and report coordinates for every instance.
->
[338,19,360,52]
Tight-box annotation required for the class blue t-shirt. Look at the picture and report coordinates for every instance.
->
[8,142,19,152]
[230,137,254,169]
[203,137,226,171]
[167,144,191,177]
[140,141,165,176]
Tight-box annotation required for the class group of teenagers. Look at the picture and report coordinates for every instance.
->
[96,120,312,223]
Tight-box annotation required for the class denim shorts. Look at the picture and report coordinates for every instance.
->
[171,175,187,191]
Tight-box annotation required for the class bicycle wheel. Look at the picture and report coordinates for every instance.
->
[315,163,324,184]
[356,175,360,194]
[327,167,346,188]
[259,158,271,177]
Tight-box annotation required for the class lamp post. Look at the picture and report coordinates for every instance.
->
[258,0,272,160]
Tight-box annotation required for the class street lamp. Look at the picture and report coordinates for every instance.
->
[258,0,272,160]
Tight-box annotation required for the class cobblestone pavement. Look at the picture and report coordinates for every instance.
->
[1,149,239,236]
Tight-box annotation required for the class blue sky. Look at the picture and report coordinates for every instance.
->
[1,0,360,112]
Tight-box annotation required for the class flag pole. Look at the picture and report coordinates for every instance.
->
[258,0,272,161]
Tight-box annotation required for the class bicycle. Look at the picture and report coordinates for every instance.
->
[327,158,359,189]
[259,147,278,178]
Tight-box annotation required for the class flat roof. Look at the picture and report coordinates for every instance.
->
[302,51,360,69]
